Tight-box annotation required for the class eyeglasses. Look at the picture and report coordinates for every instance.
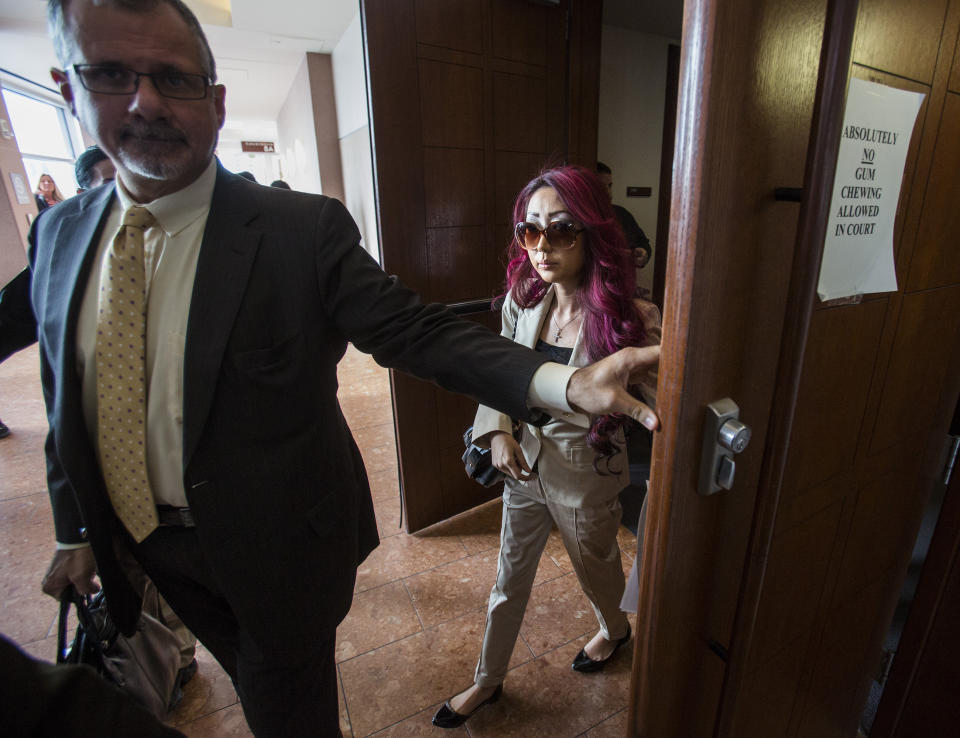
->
[514,221,584,250]
[71,64,212,100]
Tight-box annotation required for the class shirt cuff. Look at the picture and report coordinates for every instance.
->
[57,541,92,550]
[528,362,590,428]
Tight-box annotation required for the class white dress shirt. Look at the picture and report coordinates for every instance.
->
[77,160,217,509]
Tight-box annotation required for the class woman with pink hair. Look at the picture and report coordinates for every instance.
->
[433,165,661,728]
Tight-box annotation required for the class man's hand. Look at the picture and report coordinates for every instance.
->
[566,345,661,430]
[41,547,99,599]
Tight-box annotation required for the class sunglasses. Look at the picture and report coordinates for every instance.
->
[514,221,584,250]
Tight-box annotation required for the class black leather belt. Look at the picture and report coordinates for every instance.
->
[156,505,195,527]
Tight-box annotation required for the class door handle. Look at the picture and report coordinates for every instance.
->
[698,398,752,496]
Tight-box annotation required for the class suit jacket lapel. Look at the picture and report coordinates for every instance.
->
[182,166,262,469]
[45,186,114,483]
[569,317,588,368]
[515,285,587,367]
[49,185,115,329]
[516,284,555,349]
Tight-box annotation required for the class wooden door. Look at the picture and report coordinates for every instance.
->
[363,0,601,531]
[629,0,960,735]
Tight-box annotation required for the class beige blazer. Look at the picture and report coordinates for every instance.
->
[472,286,661,508]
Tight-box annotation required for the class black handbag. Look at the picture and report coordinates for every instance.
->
[462,421,525,487]
[462,426,506,487]
[58,585,182,721]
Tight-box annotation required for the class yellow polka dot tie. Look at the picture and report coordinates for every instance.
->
[96,205,159,542]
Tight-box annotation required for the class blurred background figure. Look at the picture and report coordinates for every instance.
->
[34,173,64,212]
[595,162,652,273]
[75,146,117,192]
[270,179,291,189]
[237,170,257,182]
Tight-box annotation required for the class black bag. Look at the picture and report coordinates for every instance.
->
[58,585,181,721]
[462,426,506,487]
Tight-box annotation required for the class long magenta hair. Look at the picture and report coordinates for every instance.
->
[503,165,647,463]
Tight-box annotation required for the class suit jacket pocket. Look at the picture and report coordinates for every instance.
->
[565,444,595,469]
[233,333,304,385]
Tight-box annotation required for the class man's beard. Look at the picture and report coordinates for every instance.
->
[115,122,206,181]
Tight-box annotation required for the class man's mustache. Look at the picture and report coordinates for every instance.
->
[119,123,187,143]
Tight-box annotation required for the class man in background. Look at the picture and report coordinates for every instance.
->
[74,144,117,192]
[596,160,652,270]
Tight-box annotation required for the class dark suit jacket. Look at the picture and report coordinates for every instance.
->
[29,164,548,649]
[613,204,651,257]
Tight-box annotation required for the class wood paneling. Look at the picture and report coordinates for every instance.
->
[795,576,892,738]
[425,226,486,302]
[731,634,809,737]
[494,150,548,224]
[419,60,484,148]
[951,30,960,91]
[837,467,930,596]
[906,93,960,291]
[415,0,483,55]
[423,148,485,227]
[491,0,548,66]
[492,71,547,152]
[364,0,427,294]
[782,300,887,494]
[869,286,960,454]
[366,0,598,531]
[748,503,843,667]
[853,0,947,84]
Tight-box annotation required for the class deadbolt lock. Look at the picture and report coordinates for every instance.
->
[719,418,751,454]
[699,398,751,496]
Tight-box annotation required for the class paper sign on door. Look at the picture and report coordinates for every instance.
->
[817,78,924,301]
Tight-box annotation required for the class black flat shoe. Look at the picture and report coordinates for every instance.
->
[571,623,632,673]
[432,683,503,729]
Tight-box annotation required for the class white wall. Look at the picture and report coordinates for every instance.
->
[276,56,324,195]
[598,26,675,296]
[331,12,379,262]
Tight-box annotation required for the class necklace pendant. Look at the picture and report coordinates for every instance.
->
[554,329,562,341]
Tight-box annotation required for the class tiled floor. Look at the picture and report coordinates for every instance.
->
[0,344,638,736]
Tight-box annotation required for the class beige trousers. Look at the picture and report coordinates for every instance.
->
[474,478,629,687]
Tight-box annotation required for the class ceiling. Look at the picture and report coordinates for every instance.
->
[0,0,682,143]
[0,0,358,143]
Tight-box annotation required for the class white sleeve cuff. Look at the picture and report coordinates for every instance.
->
[56,541,92,550]
[528,362,590,428]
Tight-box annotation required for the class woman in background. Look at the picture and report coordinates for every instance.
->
[433,165,660,729]
[34,173,64,212]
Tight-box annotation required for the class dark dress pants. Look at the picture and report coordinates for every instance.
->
[130,526,342,737]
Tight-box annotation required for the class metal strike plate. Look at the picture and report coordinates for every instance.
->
[698,398,751,496]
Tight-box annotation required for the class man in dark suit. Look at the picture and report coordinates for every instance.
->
[596,161,652,268]
[32,1,659,734]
